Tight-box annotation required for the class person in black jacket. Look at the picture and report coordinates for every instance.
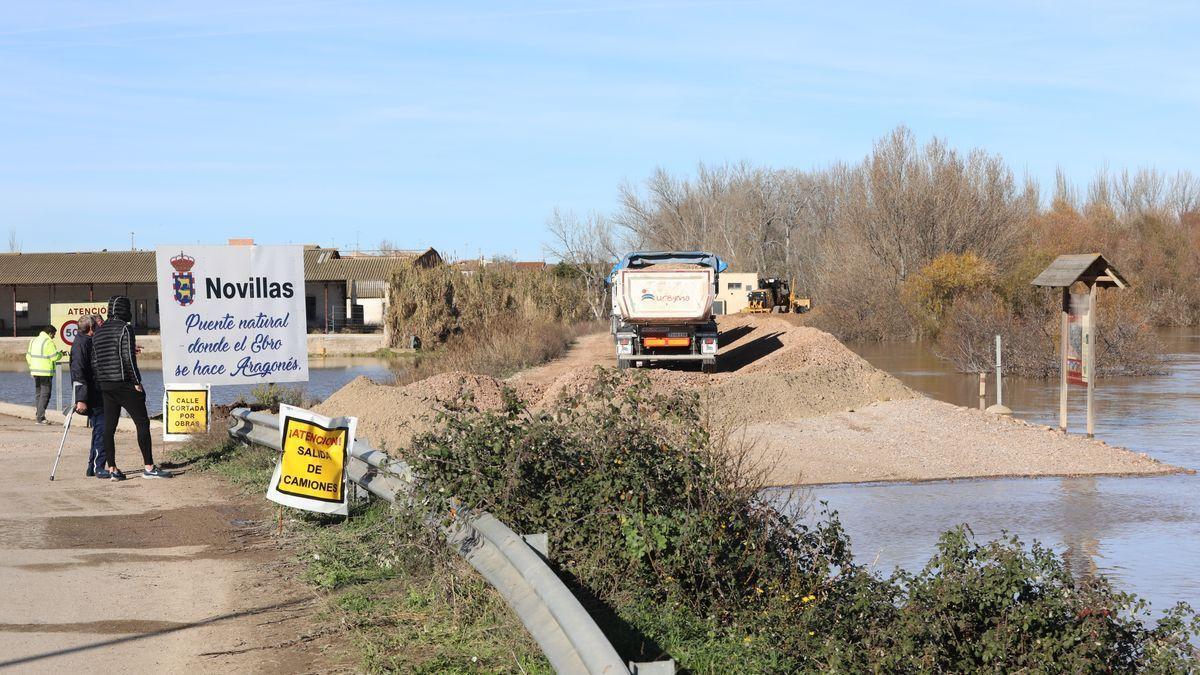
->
[92,295,171,480]
[70,313,108,477]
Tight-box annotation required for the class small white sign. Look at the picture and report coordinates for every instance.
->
[162,384,211,442]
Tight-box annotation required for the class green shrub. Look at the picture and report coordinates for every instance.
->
[901,252,995,336]
[409,368,1199,671]
[250,382,307,410]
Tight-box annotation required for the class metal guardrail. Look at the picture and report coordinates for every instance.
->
[229,408,669,675]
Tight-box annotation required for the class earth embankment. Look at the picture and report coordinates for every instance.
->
[316,315,1181,485]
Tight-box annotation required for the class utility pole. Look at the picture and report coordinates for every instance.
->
[130,232,135,251]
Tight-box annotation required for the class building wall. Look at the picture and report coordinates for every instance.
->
[345,297,386,326]
[0,283,160,335]
[715,273,759,314]
[304,281,347,331]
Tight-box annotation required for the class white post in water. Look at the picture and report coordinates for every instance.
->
[986,334,1012,415]
[995,334,1003,407]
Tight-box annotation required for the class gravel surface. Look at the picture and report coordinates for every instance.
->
[316,314,1185,485]
[743,398,1176,486]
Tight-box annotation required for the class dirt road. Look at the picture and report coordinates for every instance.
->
[320,314,1182,486]
[0,414,335,673]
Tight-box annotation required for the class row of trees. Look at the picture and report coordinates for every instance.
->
[548,126,1200,354]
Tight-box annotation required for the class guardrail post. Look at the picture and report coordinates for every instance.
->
[521,533,549,558]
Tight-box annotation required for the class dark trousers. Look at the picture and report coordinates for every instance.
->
[87,409,107,473]
[34,376,52,421]
[100,382,154,469]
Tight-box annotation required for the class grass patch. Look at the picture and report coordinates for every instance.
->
[170,423,550,673]
[172,424,276,491]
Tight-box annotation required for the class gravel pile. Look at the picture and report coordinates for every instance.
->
[522,315,915,424]
[314,372,507,454]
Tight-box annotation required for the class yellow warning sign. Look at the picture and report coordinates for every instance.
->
[49,302,109,354]
[163,387,210,440]
[275,416,347,504]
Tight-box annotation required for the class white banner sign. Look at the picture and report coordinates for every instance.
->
[155,245,309,385]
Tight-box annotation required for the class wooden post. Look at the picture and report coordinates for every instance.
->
[1059,287,1069,432]
[978,372,986,411]
[1086,283,1098,438]
[10,285,16,337]
[88,284,94,301]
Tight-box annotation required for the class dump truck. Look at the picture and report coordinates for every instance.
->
[608,251,725,373]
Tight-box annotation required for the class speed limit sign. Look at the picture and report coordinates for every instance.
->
[60,319,80,347]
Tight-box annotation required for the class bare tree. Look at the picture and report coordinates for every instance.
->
[545,208,622,320]
[7,228,19,253]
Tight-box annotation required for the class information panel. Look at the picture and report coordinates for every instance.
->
[1067,292,1091,387]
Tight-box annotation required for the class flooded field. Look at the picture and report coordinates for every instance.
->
[773,328,1200,615]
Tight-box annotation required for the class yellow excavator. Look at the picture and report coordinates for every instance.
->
[745,278,812,313]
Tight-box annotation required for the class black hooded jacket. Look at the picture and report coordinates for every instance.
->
[91,296,142,385]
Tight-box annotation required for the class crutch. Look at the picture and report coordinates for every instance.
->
[50,407,76,481]
[50,382,83,482]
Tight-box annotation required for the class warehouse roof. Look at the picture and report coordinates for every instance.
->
[0,250,157,285]
[0,246,442,286]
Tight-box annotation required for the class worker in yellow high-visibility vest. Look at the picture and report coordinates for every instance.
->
[26,325,66,425]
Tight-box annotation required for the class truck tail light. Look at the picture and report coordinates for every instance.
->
[617,336,633,355]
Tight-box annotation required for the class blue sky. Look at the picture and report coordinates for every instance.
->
[2,1,1197,259]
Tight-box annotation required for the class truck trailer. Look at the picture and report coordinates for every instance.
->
[608,251,726,373]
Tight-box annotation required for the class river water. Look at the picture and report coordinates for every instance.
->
[0,356,396,416]
[769,328,1200,616]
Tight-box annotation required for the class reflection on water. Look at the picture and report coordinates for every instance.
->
[0,356,396,416]
[773,327,1200,615]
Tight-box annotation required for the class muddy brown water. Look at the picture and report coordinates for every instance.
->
[768,327,1200,616]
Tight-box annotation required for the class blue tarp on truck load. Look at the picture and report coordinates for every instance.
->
[606,251,727,283]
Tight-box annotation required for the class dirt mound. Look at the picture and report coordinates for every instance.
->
[318,317,913,453]
[314,372,507,455]
[521,316,915,423]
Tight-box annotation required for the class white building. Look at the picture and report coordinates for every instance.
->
[715,272,759,314]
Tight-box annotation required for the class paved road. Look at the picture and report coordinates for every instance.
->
[0,413,331,673]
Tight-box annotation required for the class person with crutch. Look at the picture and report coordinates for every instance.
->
[26,325,66,425]
[92,296,171,481]
[70,314,108,478]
